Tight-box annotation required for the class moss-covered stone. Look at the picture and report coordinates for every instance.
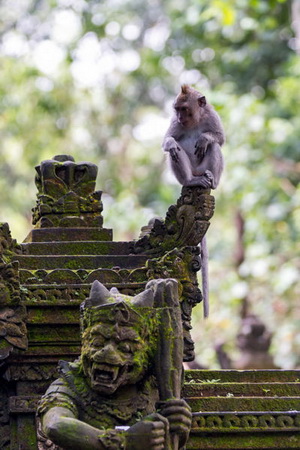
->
[13,254,148,270]
[23,227,113,243]
[184,369,300,383]
[183,381,300,397]
[186,432,300,449]
[21,241,131,256]
[186,396,300,412]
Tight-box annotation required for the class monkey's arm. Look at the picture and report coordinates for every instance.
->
[163,134,184,163]
[194,131,223,160]
[164,136,180,153]
[162,118,185,156]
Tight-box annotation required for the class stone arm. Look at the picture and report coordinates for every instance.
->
[41,406,113,450]
[42,406,168,450]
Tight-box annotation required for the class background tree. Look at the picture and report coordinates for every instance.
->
[0,0,299,368]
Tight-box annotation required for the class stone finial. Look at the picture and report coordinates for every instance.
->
[32,155,103,228]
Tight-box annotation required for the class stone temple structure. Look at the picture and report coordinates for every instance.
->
[0,155,299,449]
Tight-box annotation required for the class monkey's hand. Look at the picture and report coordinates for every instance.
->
[194,135,209,160]
[164,137,181,163]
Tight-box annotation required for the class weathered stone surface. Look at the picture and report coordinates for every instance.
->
[32,156,104,228]
[24,227,113,242]
[131,186,215,255]
[187,430,300,449]
[0,223,27,360]
[21,240,131,255]
[13,254,149,270]
[184,369,300,383]
[146,247,202,361]
[183,381,300,398]
[186,396,300,412]
[27,304,80,325]
[190,411,300,431]
[183,368,300,449]
[37,279,192,450]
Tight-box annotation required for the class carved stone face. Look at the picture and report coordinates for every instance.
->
[81,320,150,395]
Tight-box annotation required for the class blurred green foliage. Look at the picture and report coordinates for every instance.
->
[0,0,299,368]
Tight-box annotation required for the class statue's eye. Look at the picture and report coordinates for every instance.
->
[119,343,131,353]
[92,339,103,348]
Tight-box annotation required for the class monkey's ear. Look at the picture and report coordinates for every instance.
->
[198,96,206,107]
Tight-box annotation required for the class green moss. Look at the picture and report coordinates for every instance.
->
[187,396,300,413]
[184,369,300,384]
[186,432,300,449]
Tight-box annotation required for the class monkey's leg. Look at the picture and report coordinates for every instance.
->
[205,142,224,188]
[185,172,213,188]
[187,143,224,189]
[169,147,194,186]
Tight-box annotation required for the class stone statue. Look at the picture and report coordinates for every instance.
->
[216,314,278,370]
[37,278,192,449]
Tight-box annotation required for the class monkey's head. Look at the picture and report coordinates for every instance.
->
[174,85,206,129]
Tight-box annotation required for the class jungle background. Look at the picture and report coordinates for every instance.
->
[0,0,299,369]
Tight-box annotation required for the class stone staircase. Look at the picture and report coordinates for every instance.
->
[184,369,300,449]
[11,227,149,366]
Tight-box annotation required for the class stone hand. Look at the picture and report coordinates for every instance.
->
[126,413,169,450]
[158,399,192,449]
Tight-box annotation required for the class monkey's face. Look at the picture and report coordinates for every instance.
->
[174,99,201,129]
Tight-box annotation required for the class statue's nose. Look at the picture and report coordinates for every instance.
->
[92,344,124,365]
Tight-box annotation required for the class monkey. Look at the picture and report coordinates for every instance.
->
[163,84,224,189]
[162,85,225,317]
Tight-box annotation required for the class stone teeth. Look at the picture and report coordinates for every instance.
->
[93,365,119,383]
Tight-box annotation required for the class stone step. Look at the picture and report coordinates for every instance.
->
[184,369,300,384]
[26,303,80,325]
[21,241,132,256]
[190,410,300,431]
[13,254,148,270]
[27,323,80,345]
[186,396,300,412]
[187,428,300,449]
[183,382,300,398]
[23,227,113,243]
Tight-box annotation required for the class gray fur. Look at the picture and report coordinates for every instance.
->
[162,86,225,317]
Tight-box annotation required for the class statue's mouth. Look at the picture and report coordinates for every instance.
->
[92,364,121,386]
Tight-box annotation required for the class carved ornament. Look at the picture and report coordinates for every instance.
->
[131,186,215,255]
[32,155,103,228]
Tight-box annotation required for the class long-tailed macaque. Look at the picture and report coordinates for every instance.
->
[163,85,225,317]
[163,84,224,189]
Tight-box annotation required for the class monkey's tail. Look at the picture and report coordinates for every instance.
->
[201,236,209,318]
